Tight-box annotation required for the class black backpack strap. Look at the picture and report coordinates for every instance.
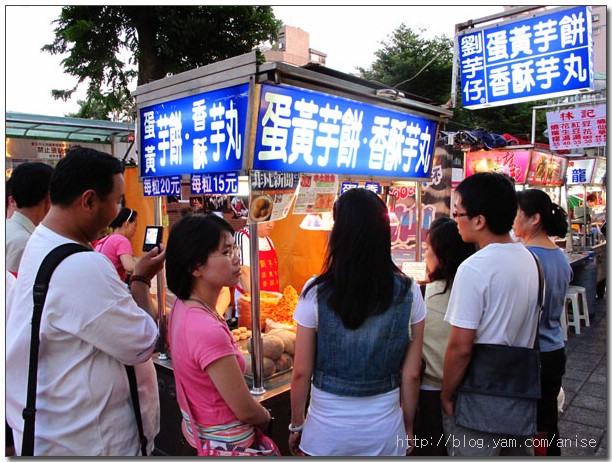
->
[22,243,91,456]
[125,365,148,456]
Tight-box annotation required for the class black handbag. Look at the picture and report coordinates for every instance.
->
[454,251,544,436]
[21,243,148,456]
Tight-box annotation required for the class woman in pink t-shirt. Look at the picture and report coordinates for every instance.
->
[94,207,138,282]
[166,214,272,453]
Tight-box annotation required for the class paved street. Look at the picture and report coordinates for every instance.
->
[559,292,607,457]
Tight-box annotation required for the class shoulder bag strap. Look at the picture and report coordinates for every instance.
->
[125,365,148,455]
[22,243,91,456]
[528,249,545,352]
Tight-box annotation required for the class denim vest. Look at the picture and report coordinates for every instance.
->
[312,274,413,397]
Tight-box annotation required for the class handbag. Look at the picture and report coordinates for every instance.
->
[22,243,148,456]
[454,251,545,436]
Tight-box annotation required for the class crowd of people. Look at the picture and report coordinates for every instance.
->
[4,145,578,457]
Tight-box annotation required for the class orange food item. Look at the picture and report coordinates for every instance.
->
[238,286,299,330]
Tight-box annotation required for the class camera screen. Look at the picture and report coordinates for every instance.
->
[145,227,159,244]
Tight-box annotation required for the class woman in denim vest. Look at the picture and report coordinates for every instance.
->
[289,188,426,456]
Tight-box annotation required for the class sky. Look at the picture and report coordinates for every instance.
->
[3,5,508,118]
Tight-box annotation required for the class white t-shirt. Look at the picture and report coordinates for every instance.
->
[6,224,160,456]
[445,242,540,347]
[293,277,426,456]
[5,210,36,274]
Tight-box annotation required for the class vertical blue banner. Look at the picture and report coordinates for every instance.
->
[457,6,593,109]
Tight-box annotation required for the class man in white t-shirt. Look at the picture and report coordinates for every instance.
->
[5,162,54,275]
[6,147,166,456]
[441,172,540,456]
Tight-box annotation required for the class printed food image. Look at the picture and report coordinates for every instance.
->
[314,193,336,210]
[250,195,273,221]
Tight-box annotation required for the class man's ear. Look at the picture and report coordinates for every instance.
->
[474,214,487,231]
[82,190,96,210]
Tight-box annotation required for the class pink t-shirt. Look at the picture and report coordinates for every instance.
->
[168,299,246,431]
[94,234,133,282]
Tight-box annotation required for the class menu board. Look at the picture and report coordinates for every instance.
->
[293,173,339,214]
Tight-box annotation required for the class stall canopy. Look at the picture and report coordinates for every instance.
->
[5,112,134,144]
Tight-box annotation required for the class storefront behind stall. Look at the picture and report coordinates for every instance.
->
[133,51,450,455]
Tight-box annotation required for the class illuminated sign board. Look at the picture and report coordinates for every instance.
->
[139,83,249,178]
[566,158,596,185]
[465,149,532,184]
[457,6,593,109]
[253,84,438,179]
[525,151,568,186]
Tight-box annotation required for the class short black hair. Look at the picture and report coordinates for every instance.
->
[455,172,517,235]
[50,147,124,206]
[7,162,54,208]
[165,214,234,300]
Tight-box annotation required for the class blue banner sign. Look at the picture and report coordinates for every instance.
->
[458,6,593,109]
[143,175,182,197]
[139,83,250,178]
[253,84,438,179]
[190,172,239,195]
[340,182,359,194]
[364,182,381,194]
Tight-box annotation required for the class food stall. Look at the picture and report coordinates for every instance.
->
[133,51,450,455]
[565,157,607,308]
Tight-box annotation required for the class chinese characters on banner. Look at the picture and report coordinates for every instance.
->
[139,83,249,178]
[247,170,300,224]
[565,158,596,185]
[190,172,239,195]
[546,104,606,151]
[457,6,593,109]
[143,176,182,196]
[253,83,438,179]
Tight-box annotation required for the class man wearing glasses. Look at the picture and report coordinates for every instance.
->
[441,172,541,456]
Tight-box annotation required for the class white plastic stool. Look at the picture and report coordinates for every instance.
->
[559,301,569,341]
[564,285,590,334]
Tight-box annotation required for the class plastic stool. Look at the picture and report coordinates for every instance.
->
[559,301,569,341]
[564,285,590,334]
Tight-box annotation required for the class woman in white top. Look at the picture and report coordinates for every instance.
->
[289,188,425,456]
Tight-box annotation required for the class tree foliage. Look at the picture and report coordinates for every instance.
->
[360,24,549,142]
[358,25,454,106]
[44,6,281,120]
